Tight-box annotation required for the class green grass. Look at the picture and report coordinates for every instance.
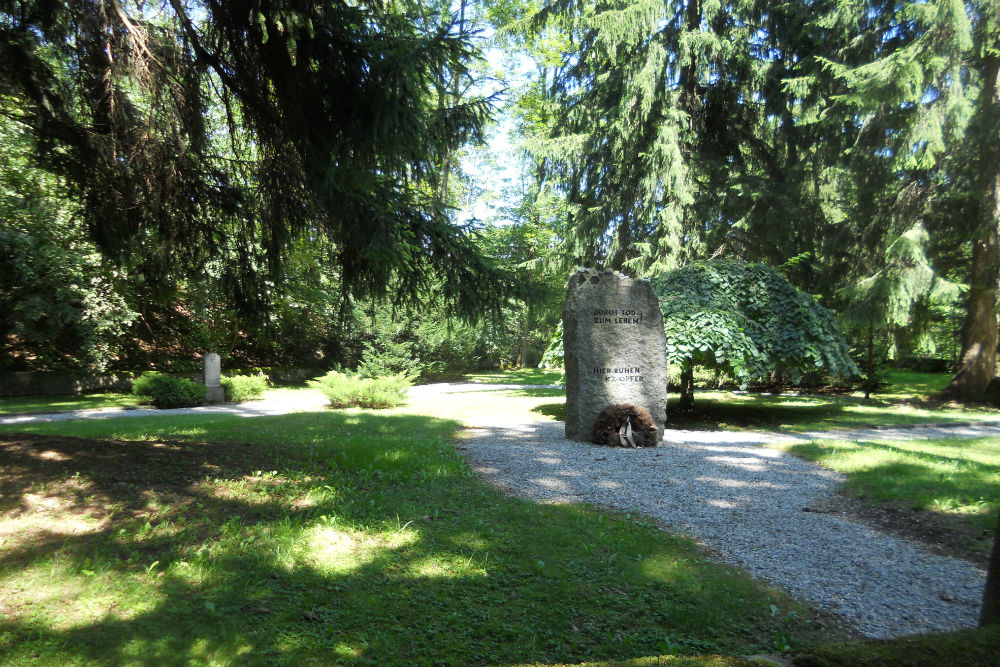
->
[2,375,998,666]
[0,386,307,416]
[879,369,953,400]
[463,367,564,385]
[406,385,566,425]
[0,402,847,666]
[769,436,1000,559]
[666,390,1000,432]
[666,369,999,432]
[0,392,141,415]
[794,625,1000,667]
[462,368,999,432]
[776,436,1000,519]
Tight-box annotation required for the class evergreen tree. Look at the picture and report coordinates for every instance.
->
[517,0,860,279]
[0,0,513,321]
[812,0,1000,401]
[838,224,961,397]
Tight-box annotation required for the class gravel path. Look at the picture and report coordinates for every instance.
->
[3,383,993,639]
[437,391,992,640]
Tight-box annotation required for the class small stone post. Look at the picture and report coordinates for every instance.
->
[563,268,668,442]
[203,352,225,404]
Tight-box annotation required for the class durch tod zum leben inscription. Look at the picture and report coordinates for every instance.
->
[592,308,646,382]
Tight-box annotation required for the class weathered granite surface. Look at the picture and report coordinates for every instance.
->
[563,268,667,442]
[203,352,225,404]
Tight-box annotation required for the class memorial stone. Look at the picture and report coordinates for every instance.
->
[203,352,225,404]
[563,268,667,442]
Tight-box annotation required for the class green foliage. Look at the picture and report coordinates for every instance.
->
[1,0,517,322]
[346,294,551,380]
[307,371,410,409]
[0,119,136,372]
[219,375,269,403]
[130,372,207,409]
[357,340,423,380]
[839,224,962,337]
[652,261,859,385]
[539,321,564,369]
[514,0,862,276]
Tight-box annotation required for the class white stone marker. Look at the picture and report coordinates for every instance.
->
[203,352,225,404]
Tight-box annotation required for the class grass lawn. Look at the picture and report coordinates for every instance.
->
[0,402,849,667]
[2,370,998,666]
[767,435,1000,564]
[665,390,1000,432]
[0,392,142,415]
[459,367,1000,432]
[463,367,564,385]
[0,386,316,416]
[879,369,953,399]
[665,369,1000,432]
[794,626,1000,667]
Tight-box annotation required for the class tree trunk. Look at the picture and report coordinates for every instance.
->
[678,365,695,411]
[940,49,1000,402]
[982,511,1000,626]
[865,327,875,400]
[943,234,1000,400]
[517,300,531,368]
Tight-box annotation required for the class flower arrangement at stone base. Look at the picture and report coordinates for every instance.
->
[591,403,658,447]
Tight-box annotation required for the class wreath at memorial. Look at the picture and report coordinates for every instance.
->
[591,404,658,447]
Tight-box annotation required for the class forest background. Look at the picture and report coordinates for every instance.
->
[2,0,999,402]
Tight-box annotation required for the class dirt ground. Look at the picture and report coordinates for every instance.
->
[0,431,279,569]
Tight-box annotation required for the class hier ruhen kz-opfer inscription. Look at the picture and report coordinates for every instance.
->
[563,268,667,442]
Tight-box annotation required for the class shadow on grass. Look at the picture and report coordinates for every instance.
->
[665,392,999,432]
[776,437,1000,565]
[782,440,1000,535]
[0,411,837,666]
[533,403,567,421]
[796,625,1000,667]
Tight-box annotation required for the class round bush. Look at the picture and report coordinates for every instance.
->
[220,374,269,403]
[131,372,207,409]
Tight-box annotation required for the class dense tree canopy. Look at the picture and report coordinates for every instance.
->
[500,0,1000,401]
[1,0,999,404]
[653,260,858,408]
[0,0,510,319]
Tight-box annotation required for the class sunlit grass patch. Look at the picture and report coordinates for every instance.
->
[0,392,141,415]
[772,435,1000,562]
[463,367,564,385]
[775,437,1000,522]
[879,369,954,400]
[668,390,1000,432]
[301,522,420,574]
[0,410,850,666]
[402,384,567,425]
